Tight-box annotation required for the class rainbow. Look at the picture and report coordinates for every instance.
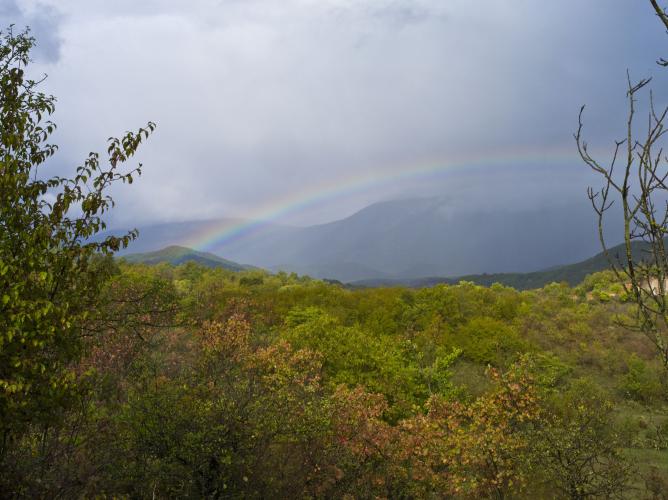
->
[184,144,601,252]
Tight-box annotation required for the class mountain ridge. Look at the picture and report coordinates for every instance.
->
[351,239,650,290]
[119,238,641,292]
[103,196,624,282]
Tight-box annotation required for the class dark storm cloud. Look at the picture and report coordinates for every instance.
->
[20,0,668,226]
[1,0,62,62]
[26,4,62,62]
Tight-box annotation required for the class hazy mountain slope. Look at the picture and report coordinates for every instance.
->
[351,239,653,290]
[122,245,250,271]
[105,196,624,282]
[220,196,620,280]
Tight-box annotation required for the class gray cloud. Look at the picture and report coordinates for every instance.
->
[16,0,668,227]
[2,0,63,62]
[0,0,19,16]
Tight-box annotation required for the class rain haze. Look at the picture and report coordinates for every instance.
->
[3,0,667,228]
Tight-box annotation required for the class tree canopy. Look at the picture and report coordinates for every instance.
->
[0,25,155,450]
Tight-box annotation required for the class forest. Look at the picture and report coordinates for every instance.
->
[2,3,668,498]
[3,258,668,498]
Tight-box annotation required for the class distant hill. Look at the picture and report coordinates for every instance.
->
[103,196,625,282]
[350,239,652,290]
[121,245,251,272]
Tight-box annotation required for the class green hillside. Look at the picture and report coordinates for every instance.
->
[121,245,250,272]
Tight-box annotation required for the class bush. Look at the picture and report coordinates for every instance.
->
[619,354,664,403]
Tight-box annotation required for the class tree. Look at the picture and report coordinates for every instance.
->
[530,381,633,499]
[650,1,668,49]
[0,25,154,457]
[576,3,668,373]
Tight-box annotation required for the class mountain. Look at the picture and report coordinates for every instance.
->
[121,239,653,292]
[104,196,624,282]
[121,245,250,271]
[351,239,650,290]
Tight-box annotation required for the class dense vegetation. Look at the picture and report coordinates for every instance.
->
[2,21,668,500]
[1,259,666,497]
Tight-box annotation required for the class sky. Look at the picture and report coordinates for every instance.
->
[3,0,668,227]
